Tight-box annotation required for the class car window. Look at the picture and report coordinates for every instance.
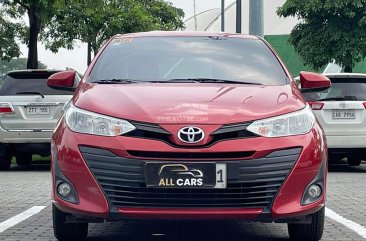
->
[89,36,288,85]
[302,78,366,101]
[0,72,71,96]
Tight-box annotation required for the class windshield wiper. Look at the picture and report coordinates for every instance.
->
[92,79,141,84]
[161,78,262,85]
[16,91,44,98]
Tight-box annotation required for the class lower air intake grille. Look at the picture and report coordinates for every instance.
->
[80,146,301,209]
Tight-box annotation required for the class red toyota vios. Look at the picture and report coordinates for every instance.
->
[48,32,329,241]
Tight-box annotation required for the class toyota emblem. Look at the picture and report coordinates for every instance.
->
[178,126,205,144]
[34,97,42,102]
[339,102,348,109]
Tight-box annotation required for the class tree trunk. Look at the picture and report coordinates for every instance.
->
[87,42,92,66]
[91,42,98,62]
[27,6,40,69]
[344,65,352,73]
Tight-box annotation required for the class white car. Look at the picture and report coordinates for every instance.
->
[302,73,366,166]
[0,70,78,170]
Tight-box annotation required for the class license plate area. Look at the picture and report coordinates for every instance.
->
[332,109,355,119]
[26,106,50,115]
[145,162,227,189]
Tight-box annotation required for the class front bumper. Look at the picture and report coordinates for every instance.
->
[52,121,327,222]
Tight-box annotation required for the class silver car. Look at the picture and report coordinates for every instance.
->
[302,73,366,166]
[0,70,76,170]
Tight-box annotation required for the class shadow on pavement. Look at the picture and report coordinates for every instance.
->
[87,220,289,241]
[328,160,366,173]
[9,160,51,172]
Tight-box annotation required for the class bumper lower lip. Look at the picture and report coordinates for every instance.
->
[117,207,262,220]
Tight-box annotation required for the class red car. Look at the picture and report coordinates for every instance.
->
[49,32,329,241]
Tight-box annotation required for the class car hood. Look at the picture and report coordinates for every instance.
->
[73,83,306,124]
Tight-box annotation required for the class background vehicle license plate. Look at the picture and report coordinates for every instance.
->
[26,106,50,115]
[332,110,355,119]
[145,162,227,189]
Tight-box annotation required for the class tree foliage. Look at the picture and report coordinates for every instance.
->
[45,0,184,64]
[0,0,59,69]
[0,0,184,68]
[277,0,366,72]
[0,12,22,61]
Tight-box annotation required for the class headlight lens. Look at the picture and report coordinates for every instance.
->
[247,105,315,137]
[65,105,135,136]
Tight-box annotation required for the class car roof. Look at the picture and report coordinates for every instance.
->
[114,31,260,40]
[324,73,366,78]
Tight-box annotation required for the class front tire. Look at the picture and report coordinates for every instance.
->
[15,152,32,166]
[288,207,325,241]
[53,204,88,241]
[347,155,362,166]
[0,144,11,170]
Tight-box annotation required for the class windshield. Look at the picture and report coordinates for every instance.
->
[89,36,288,85]
[0,72,71,96]
[302,78,366,101]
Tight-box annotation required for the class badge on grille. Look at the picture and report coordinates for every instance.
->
[178,126,205,144]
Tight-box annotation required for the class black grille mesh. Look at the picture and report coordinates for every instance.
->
[80,146,301,209]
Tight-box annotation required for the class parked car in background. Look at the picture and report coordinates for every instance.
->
[0,70,78,170]
[303,73,366,166]
[49,31,328,241]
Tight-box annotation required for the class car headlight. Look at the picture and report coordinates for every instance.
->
[65,104,136,136]
[247,105,315,137]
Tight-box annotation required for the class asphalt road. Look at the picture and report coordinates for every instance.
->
[0,160,365,241]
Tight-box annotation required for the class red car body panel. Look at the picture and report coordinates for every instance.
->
[51,31,327,223]
[73,83,305,125]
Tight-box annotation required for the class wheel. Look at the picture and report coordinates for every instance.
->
[288,207,325,241]
[15,152,32,166]
[347,155,362,166]
[0,144,11,170]
[53,204,88,241]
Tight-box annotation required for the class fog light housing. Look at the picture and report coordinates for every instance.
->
[301,156,326,206]
[58,182,71,197]
[53,149,79,204]
[308,184,322,198]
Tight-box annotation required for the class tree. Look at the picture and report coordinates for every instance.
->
[0,1,62,69]
[0,12,22,61]
[0,58,47,79]
[277,0,366,73]
[45,0,184,65]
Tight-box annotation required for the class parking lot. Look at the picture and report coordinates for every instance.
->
[0,160,364,241]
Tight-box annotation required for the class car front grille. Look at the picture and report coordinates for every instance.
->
[125,121,257,148]
[80,146,301,209]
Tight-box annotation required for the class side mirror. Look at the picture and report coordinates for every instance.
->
[47,71,76,90]
[300,71,331,93]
